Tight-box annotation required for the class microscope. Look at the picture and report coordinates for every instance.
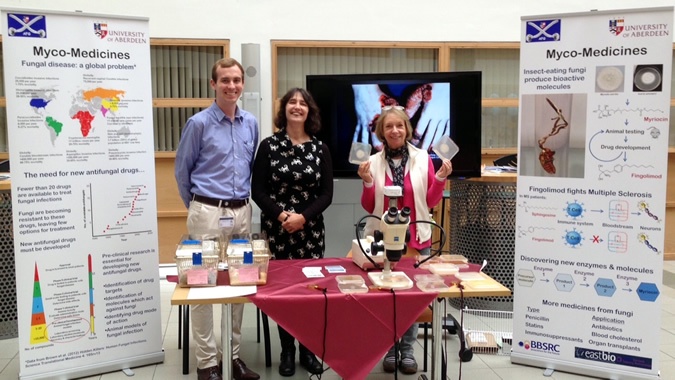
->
[362,186,414,289]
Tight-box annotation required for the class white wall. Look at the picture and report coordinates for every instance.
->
[0,0,673,134]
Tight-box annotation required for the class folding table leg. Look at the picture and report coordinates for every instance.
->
[182,305,190,374]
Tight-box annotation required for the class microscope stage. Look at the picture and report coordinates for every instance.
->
[368,271,413,290]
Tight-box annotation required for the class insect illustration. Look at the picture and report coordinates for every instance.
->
[538,147,556,174]
[537,98,569,174]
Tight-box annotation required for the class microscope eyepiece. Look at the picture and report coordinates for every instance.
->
[385,207,398,223]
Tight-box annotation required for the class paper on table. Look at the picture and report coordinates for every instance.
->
[187,285,257,300]
[302,266,324,278]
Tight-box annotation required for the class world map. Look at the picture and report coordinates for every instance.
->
[29,87,126,144]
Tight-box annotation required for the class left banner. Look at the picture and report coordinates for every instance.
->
[1,9,164,380]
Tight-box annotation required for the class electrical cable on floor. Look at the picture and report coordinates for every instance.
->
[442,297,448,380]
[310,287,330,379]
[391,288,399,380]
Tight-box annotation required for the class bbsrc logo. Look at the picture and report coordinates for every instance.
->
[519,340,560,354]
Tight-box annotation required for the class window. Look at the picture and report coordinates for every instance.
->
[151,39,228,151]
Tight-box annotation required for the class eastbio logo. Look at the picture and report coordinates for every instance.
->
[575,347,652,370]
[519,340,560,354]
[575,347,616,362]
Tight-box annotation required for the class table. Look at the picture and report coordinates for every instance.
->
[447,176,517,311]
[171,257,510,379]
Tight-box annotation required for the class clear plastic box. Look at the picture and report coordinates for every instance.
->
[455,272,489,282]
[175,233,223,287]
[176,233,223,258]
[418,254,468,270]
[336,275,365,284]
[336,275,368,294]
[228,253,270,286]
[176,254,219,287]
[414,274,451,293]
[429,263,459,276]
[432,135,460,161]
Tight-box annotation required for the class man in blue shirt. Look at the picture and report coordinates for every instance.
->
[175,58,260,380]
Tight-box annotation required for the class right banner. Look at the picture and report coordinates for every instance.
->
[513,7,673,380]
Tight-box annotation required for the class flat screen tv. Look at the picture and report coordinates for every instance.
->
[306,72,482,178]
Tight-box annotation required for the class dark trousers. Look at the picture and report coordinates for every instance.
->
[278,325,314,356]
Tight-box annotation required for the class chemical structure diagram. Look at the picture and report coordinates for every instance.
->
[517,201,558,214]
[598,163,655,181]
[592,104,664,119]
[517,225,556,238]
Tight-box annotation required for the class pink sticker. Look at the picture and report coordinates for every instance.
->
[187,269,209,285]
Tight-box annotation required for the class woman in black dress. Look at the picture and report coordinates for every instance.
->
[251,87,333,376]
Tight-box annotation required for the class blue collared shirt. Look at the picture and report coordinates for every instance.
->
[175,102,259,208]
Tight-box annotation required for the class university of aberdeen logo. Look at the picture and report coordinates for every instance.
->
[609,18,624,36]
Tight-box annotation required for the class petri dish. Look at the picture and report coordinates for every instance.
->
[348,142,372,164]
[596,66,624,92]
[432,135,459,161]
[634,66,661,91]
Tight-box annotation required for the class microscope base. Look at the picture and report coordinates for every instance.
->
[368,271,413,290]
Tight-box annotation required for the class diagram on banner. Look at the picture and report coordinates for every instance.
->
[519,94,587,178]
[85,183,153,238]
[29,261,94,345]
[587,101,666,181]
[3,10,163,378]
[564,200,585,219]
[70,87,126,137]
[592,104,665,119]
[598,163,655,181]
[517,195,664,254]
[516,265,661,302]
[515,9,671,379]
[17,84,128,147]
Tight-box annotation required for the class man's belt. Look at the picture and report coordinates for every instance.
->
[192,194,249,208]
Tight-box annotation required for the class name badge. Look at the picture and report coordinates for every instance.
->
[219,216,234,229]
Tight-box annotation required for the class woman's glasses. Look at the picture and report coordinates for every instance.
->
[382,105,404,111]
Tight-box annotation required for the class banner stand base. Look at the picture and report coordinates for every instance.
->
[19,351,165,380]
[511,352,659,380]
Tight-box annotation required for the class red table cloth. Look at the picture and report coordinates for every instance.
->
[171,257,480,379]
[248,258,439,380]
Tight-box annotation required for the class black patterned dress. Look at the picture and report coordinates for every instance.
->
[251,131,333,259]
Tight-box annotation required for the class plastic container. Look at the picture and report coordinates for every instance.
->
[175,233,222,287]
[336,275,368,294]
[415,274,451,293]
[176,233,222,258]
[442,254,469,264]
[429,263,459,276]
[336,275,365,284]
[176,252,219,287]
[455,272,489,282]
[228,252,270,286]
[417,254,468,270]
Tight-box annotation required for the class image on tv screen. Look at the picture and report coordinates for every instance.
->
[308,72,482,178]
[351,82,450,153]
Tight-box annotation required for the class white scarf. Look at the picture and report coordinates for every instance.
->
[365,143,431,244]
